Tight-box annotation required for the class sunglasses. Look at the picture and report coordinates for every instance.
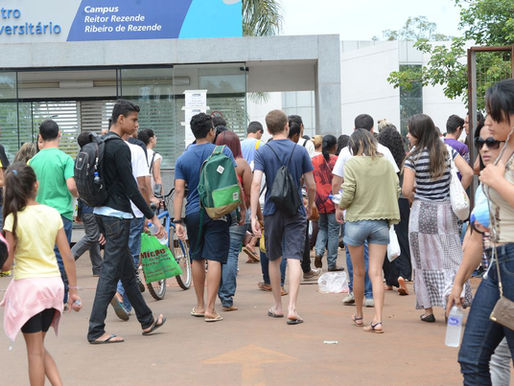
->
[475,137,502,150]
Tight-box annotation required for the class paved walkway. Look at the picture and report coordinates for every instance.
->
[0,251,476,385]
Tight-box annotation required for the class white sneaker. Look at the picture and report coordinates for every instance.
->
[342,293,355,305]
[303,268,322,281]
[364,298,375,307]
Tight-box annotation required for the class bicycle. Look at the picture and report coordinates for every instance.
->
[143,188,192,300]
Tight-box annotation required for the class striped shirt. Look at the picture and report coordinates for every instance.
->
[404,147,457,201]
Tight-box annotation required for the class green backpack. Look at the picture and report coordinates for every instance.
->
[197,145,241,219]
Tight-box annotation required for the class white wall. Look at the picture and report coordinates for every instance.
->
[246,91,282,142]
[341,41,400,134]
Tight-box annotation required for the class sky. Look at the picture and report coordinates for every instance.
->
[278,0,462,40]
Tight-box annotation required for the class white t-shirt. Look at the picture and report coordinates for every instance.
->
[332,143,400,179]
[126,141,150,218]
[298,137,316,158]
[147,148,163,189]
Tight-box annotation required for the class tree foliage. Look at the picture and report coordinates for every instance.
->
[382,16,451,41]
[387,0,514,108]
[242,0,282,36]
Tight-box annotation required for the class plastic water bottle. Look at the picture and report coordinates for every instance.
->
[445,306,464,347]
[148,222,168,245]
[329,192,342,206]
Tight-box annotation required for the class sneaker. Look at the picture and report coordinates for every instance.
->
[342,293,355,305]
[328,266,345,272]
[303,268,321,281]
[314,255,322,268]
[364,298,375,307]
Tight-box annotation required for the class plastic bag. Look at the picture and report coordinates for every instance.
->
[140,233,182,283]
[318,272,348,293]
[387,226,401,262]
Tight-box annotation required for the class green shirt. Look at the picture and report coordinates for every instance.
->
[29,148,75,220]
[339,156,400,225]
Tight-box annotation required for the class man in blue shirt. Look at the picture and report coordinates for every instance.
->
[240,121,264,169]
[174,113,240,323]
[250,110,316,325]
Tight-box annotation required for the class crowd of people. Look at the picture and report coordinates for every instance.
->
[0,78,512,385]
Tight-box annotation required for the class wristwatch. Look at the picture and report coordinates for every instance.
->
[173,219,184,225]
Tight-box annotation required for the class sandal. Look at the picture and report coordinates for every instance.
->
[352,315,364,327]
[142,314,167,335]
[243,247,259,262]
[420,313,436,323]
[363,321,384,334]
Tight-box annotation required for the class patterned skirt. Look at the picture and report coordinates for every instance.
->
[408,199,472,309]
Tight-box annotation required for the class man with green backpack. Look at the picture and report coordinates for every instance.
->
[174,113,244,323]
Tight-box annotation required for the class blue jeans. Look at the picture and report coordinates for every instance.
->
[218,221,247,307]
[88,215,154,342]
[345,242,373,298]
[260,251,287,286]
[117,217,145,313]
[458,243,514,385]
[315,213,339,269]
[54,216,72,304]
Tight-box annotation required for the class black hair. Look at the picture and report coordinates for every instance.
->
[446,114,465,134]
[137,128,155,145]
[111,99,140,124]
[322,134,337,161]
[39,119,59,141]
[190,113,214,139]
[77,132,93,148]
[378,126,405,170]
[354,114,374,131]
[247,121,263,134]
[288,114,303,127]
[407,114,448,179]
[485,79,514,124]
[3,163,38,240]
[212,115,227,128]
[336,134,350,155]
[288,120,301,139]
[474,119,486,170]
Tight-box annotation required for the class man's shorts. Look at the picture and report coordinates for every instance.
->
[264,211,306,261]
[343,220,389,246]
[21,308,56,334]
[185,211,230,263]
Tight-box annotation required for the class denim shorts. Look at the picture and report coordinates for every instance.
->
[343,220,389,246]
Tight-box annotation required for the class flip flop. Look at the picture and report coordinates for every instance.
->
[352,314,364,327]
[110,297,129,321]
[191,307,205,317]
[243,247,260,262]
[89,334,124,344]
[204,313,224,322]
[267,310,284,318]
[397,277,409,296]
[286,316,304,325]
[222,305,238,312]
[142,314,167,335]
[363,321,384,334]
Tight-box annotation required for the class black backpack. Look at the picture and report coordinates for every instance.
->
[74,133,121,207]
[267,143,301,217]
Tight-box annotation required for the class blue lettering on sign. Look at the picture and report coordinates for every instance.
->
[0,8,62,36]
[67,0,242,41]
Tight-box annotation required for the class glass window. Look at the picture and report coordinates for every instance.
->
[399,65,423,136]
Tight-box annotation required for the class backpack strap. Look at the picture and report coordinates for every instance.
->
[213,145,225,155]
[267,142,296,168]
[255,140,261,150]
[149,152,157,175]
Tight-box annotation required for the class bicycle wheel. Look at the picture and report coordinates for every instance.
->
[146,278,167,301]
[170,230,192,289]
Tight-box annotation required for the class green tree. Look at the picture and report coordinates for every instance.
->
[242,0,282,36]
[387,0,514,108]
[382,16,450,41]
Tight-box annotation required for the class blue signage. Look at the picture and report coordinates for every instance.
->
[0,7,62,36]
[67,0,242,41]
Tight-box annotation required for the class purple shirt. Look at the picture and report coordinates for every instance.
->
[444,138,469,162]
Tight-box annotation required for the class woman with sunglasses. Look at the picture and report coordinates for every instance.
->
[452,79,514,384]
[448,117,511,385]
[403,114,473,323]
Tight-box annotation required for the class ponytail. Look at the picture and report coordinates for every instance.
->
[3,163,37,239]
[322,134,337,161]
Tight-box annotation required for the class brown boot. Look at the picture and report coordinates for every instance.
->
[314,255,322,268]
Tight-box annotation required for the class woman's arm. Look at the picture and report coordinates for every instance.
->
[153,158,162,186]
[56,228,82,311]
[454,154,473,189]
[0,168,4,188]
[238,158,253,208]
[339,163,356,210]
[480,160,514,208]
[402,167,416,203]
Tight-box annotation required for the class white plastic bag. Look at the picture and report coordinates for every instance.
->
[318,271,348,293]
[449,154,470,221]
[387,226,401,262]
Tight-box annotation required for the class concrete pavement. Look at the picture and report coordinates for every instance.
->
[0,251,472,385]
